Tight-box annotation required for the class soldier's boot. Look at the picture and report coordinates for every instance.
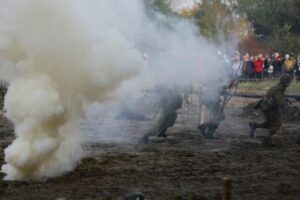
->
[261,138,274,147]
[198,124,207,136]
[157,128,168,138]
[248,122,257,138]
[205,127,218,139]
[205,132,218,139]
[140,135,149,144]
[198,124,211,139]
[199,123,218,139]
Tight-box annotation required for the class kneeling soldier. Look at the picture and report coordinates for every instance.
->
[249,73,292,146]
[141,86,182,144]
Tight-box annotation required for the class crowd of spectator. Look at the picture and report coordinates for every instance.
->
[230,51,300,82]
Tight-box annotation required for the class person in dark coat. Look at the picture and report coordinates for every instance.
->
[295,55,300,82]
[246,56,254,80]
[272,52,283,77]
[264,54,271,79]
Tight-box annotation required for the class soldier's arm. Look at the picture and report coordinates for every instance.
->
[272,92,286,107]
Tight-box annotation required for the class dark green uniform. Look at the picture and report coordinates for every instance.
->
[249,73,291,145]
[141,86,182,144]
[197,79,232,139]
[198,93,225,139]
[259,83,286,138]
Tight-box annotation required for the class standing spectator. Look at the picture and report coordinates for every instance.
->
[232,51,243,78]
[217,51,232,79]
[283,53,296,76]
[245,55,254,80]
[242,53,249,79]
[253,54,264,81]
[272,52,282,77]
[264,54,271,79]
[268,63,275,80]
[283,54,290,73]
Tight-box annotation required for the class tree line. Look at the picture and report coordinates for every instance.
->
[145,0,300,54]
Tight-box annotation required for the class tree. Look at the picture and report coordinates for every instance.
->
[143,0,176,16]
[192,0,249,42]
[235,0,300,53]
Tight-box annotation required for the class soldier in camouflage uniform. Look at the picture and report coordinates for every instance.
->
[141,85,182,144]
[198,86,227,139]
[249,73,292,146]
[197,52,235,139]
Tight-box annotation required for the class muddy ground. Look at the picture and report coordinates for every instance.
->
[0,97,299,200]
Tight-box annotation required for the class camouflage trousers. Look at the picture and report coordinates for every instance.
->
[144,111,177,138]
[256,110,281,139]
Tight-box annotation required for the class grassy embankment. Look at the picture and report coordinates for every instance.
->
[238,81,300,94]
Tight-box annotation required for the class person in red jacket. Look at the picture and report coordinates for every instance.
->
[253,54,264,80]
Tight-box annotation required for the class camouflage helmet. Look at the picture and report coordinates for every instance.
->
[280,73,292,85]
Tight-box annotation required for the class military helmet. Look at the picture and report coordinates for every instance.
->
[280,73,292,85]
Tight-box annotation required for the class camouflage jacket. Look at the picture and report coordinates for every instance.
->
[261,83,287,111]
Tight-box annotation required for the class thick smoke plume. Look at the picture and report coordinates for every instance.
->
[0,0,143,180]
[82,1,236,143]
[0,0,235,180]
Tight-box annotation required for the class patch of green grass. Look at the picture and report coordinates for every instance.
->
[239,81,276,90]
[288,82,300,93]
[238,81,300,94]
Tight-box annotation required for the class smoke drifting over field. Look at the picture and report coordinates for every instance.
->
[0,0,143,180]
[0,0,234,180]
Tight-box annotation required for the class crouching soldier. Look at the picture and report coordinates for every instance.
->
[198,86,227,139]
[141,85,182,144]
[248,73,292,146]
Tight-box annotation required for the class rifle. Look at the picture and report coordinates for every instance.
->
[220,60,243,112]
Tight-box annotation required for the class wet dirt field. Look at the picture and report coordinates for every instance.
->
[0,97,299,200]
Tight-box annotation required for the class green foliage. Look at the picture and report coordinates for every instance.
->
[143,0,175,16]
[194,0,232,41]
[236,0,300,53]
[239,81,277,91]
[287,82,300,94]
[190,0,248,43]
[142,0,300,53]
[152,0,173,15]
[239,81,300,93]
[143,0,248,43]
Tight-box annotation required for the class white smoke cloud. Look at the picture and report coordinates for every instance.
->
[0,0,143,180]
[80,2,236,146]
[120,12,234,99]
[0,0,236,181]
